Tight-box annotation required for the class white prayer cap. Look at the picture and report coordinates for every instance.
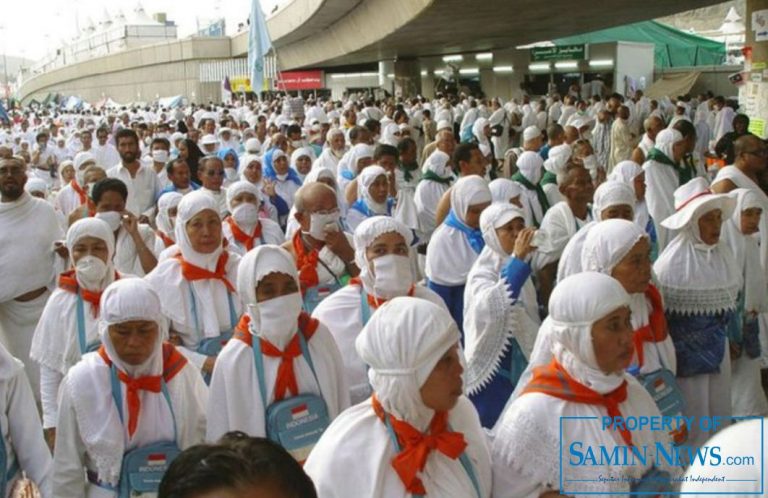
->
[218,127,233,136]
[356,296,460,422]
[451,175,492,223]
[348,144,374,174]
[489,178,523,204]
[480,203,525,256]
[581,219,647,275]
[608,160,643,188]
[652,129,684,160]
[543,144,571,175]
[304,167,336,187]
[226,180,261,212]
[74,151,96,170]
[201,134,218,145]
[245,138,261,154]
[24,178,48,196]
[516,151,544,184]
[436,119,452,131]
[421,150,452,178]
[592,181,636,222]
[522,125,542,142]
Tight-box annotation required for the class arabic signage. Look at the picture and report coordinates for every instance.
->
[275,70,325,90]
[531,45,585,62]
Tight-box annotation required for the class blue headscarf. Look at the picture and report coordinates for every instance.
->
[216,147,240,172]
[263,148,303,186]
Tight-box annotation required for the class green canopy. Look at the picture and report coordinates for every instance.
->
[554,20,726,68]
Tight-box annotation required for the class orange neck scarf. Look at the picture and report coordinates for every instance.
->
[155,230,174,249]
[348,277,415,309]
[174,252,235,293]
[225,216,262,251]
[58,270,119,318]
[71,180,87,205]
[523,358,633,446]
[633,285,668,368]
[233,313,319,401]
[98,343,188,438]
[292,231,320,293]
[372,394,467,494]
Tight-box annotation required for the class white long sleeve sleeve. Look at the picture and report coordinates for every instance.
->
[40,365,63,429]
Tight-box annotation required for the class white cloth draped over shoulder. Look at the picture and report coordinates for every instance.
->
[642,129,684,251]
[305,297,492,498]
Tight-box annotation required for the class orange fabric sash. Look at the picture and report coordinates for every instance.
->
[225,216,262,251]
[233,313,319,401]
[71,180,87,205]
[292,231,320,293]
[372,394,467,494]
[98,343,187,437]
[174,252,235,293]
[58,270,119,318]
[155,230,174,249]
[523,358,633,446]
[348,277,415,309]
[633,285,668,368]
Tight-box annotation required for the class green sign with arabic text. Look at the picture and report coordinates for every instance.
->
[531,45,585,62]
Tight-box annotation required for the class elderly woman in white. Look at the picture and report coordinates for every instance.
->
[313,216,445,405]
[206,245,349,457]
[426,176,492,334]
[145,191,241,380]
[305,297,492,498]
[154,192,182,254]
[492,272,676,498]
[53,279,207,497]
[222,181,284,256]
[463,204,540,429]
[346,166,394,232]
[31,218,130,449]
[609,160,658,260]
[654,177,740,447]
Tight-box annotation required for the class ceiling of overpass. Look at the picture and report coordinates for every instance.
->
[271,0,727,68]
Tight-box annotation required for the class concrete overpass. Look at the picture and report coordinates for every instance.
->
[19,0,725,103]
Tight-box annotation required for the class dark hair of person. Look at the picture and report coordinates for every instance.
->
[91,178,128,204]
[374,143,398,161]
[166,157,187,176]
[452,141,480,168]
[151,137,171,150]
[364,119,380,134]
[180,138,204,182]
[672,119,697,140]
[397,137,417,155]
[348,125,367,143]
[115,128,139,145]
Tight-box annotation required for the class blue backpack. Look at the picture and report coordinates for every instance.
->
[252,321,330,463]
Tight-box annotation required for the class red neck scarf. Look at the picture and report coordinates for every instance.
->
[174,252,235,293]
[155,230,174,249]
[348,277,415,310]
[225,216,262,251]
[98,343,187,437]
[233,313,319,401]
[58,270,119,318]
[633,285,668,368]
[292,231,320,293]
[71,180,87,205]
[371,394,467,494]
[523,358,633,446]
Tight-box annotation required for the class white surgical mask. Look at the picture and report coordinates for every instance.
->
[583,154,598,171]
[370,254,413,300]
[232,203,259,228]
[75,255,109,290]
[152,150,169,163]
[306,211,340,241]
[95,211,123,232]
[291,140,303,148]
[249,292,303,345]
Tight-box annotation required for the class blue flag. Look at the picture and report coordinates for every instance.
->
[248,0,272,98]
[0,101,8,123]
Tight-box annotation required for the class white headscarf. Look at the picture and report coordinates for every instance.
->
[722,188,767,314]
[581,219,648,276]
[488,178,522,204]
[238,153,262,180]
[226,180,262,214]
[290,147,315,181]
[472,118,490,156]
[608,160,643,191]
[66,217,117,292]
[24,178,49,197]
[357,165,389,214]
[347,143,374,175]
[380,122,401,147]
[353,216,413,293]
[653,129,683,161]
[543,144,571,175]
[450,175,492,224]
[421,150,452,178]
[356,296,460,428]
[516,151,543,184]
[236,245,300,349]
[592,181,636,222]
[156,192,183,239]
[654,179,741,315]
[479,203,525,257]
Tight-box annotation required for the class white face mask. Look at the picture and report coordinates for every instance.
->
[152,150,169,163]
[276,172,289,181]
[582,154,598,171]
[249,292,303,343]
[232,202,259,227]
[370,254,413,300]
[291,140,303,148]
[225,168,239,182]
[306,211,340,241]
[95,211,122,232]
[75,255,109,289]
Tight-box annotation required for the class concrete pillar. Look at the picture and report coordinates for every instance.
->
[378,60,394,89]
[743,0,768,138]
[394,58,421,98]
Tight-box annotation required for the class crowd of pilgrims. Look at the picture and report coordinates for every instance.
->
[0,88,766,497]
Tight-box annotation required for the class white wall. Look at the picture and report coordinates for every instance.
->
[615,42,655,96]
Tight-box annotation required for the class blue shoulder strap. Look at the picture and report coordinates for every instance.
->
[360,288,372,326]
[109,365,178,441]
[76,292,87,355]
[190,283,238,338]
[226,293,237,330]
